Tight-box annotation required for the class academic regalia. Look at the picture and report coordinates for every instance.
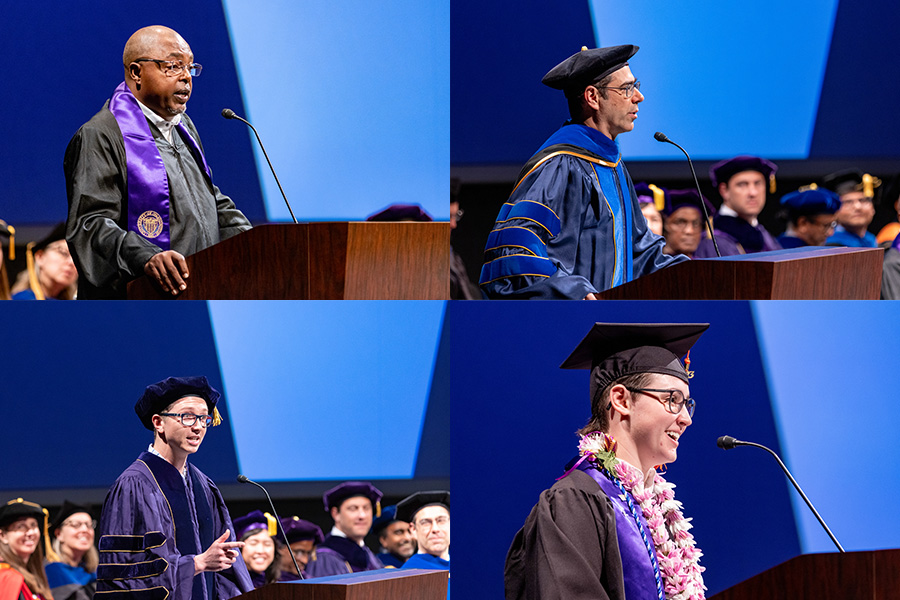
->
[45,562,95,600]
[96,452,253,600]
[694,215,782,257]
[775,234,807,249]
[377,552,405,568]
[0,564,41,600]
[306,535,382,577]
[64,102,252,299]
[826,225,878,248]
[882,236,900,299]
[480,123,686,299]
[401,554,450,598]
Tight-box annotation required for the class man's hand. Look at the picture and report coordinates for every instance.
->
[144,250,189,296]
[194,530,243,575]
[584,293,598,300]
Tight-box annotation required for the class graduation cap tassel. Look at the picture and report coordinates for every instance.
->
[6,224,14,261]
[769,173,777,194]
[683,350,694,379]
[648,183,665,212]
[863,173,874,198]
[42,508,61,563]
[264,512,278,537]
[212,407,222,427]
[25,242,45,301]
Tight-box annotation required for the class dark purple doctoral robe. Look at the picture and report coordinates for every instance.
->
[304,535,382,578]
[96,452,253,600]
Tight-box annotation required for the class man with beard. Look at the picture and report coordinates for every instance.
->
[64,26,252,299]
[306,482,384,577]
[371,505,416,568]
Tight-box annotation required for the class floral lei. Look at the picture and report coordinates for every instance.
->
[578,431,707,600]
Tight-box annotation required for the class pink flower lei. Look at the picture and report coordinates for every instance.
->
[578,431,707,600]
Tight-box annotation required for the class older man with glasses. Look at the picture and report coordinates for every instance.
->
[64,26,251,299]
[95,376,253,600]
[505,323,709,600]
[480,45,686,299]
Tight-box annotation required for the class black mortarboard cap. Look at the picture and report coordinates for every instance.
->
[322,481,383,515]
[134,376,222,431]
[395,491,450,524]
[710,156,778,191]
[280,516,324,545]
[780,188,841,217]
[822,168,882,199]
[560,323,709,415]
[32,223,67,253]
[49,500,94,533]
[0,219,15,261]
[663,188,717,218]
[542,45,639,98]
[0,498,46,529]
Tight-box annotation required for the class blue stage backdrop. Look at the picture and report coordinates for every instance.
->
[1,0,448,227]
[0,301,448,493]
[452,0,900,165]
[447,301,900,597]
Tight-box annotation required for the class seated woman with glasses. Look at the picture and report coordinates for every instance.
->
[45,502,98,600]
[0,498,55,600]
[233,511,282,588]
[11,223,78,300]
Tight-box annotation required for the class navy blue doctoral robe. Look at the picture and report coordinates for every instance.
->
[402,554,450,598]
[480,123,686,299]
[96,452,253,600]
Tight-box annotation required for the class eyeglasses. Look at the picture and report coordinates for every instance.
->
[134,59,202,77]
[62,519,96,530]
[453,208,464,222]
[595,80,641,99]
[415,516,449,529]
[158,412,213,428]
[45,243,72,259]
[6,521,39,534]
[668,218,703,231]
[626,387,695,418]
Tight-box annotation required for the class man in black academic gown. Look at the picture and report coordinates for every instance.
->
[96,376,253,600]
[64,26,252,299]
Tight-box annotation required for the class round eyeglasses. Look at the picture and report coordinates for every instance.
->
[595,80,641,99]
[626,387,695,418]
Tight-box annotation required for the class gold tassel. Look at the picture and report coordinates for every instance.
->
[25,242,45,301]
[212,407,222,427]
[264,512,278,537]
[580,46,589,52]
[799,183,818,192]
[42,508,60,563]
[375,501,381,518]
[648,183,666,212]
[862,173,881,197]
[4,223,14,261]
[683,350,695,379]
[769,174,776,194]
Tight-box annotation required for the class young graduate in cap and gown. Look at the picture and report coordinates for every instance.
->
[95,376,253,600]
[480,45,685,299]
[306,482,384,577]
[505,323,708,600]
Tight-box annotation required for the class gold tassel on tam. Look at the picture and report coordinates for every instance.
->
[648,183,666,212]
[769,174,777,194]
[684,350,695,379]
[264,512,278,537]
[42,508,60,563]
[212,407,222,426]
[25,242,45,301]
[375,501,382,518]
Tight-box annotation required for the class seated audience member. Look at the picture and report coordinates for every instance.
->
[882,231,900,299]
[876,193,900,248]
[371,505,415,568]
[0,220,14,300]
[661,189,715,258]
[45,502,97,600]
[278,517,323,579]
[398,491,450,598]
[11,223,78,300]
[823,169,881,248]
[234,511,280,588]
[694,156,781,257]
[634,183,665,237]
[0,498,54,600]
[776,187,841,248]
[306,482,384,577]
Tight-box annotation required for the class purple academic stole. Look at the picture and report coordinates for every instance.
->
[107,82,214,250]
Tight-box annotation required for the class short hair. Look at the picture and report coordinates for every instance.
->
[567,75,612,121]
[577,371,655,436]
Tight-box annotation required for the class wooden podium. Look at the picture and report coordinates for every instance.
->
[710,549,900,599]
[127,222,448,300]
[235,569,448,600]
[596,246,883,300]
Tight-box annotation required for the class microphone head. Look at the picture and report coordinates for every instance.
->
[717,435,739,450]
[654,131,669,143]
[221,108,237,120]
[236,474,249,483]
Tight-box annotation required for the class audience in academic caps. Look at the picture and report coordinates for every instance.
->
[371,505,416,568]
[0,498,55,600]
[661,188,716,259]
[776,187,841,249]
[11,223,78,300]
[0,220,14,300]
[278,516,323,580]
[823,169,881,248]
[634,182,665,237]
[45,502,97,600]
[234,510,281,588]
[398,491,450,598]
[306,482,384,577]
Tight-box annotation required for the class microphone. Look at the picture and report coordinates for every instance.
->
[653,132,721,257]
[237,474,304,577]
[221,108,298,224]
[716,436,844,552]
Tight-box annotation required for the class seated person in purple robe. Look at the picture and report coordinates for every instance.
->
[305,482,384,577]
[278,517,323,579]
[233,511,280,588]
[96,376,253,600]
[661,189,716,259]
[694,156,781,257]
[505,323,709,600]
[64,26,251,299]
[371,505,416,568]
[398,491,450,597]
[776,187,840,249]
[822,169,881,248]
